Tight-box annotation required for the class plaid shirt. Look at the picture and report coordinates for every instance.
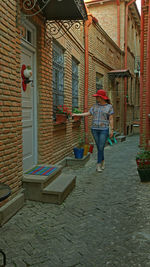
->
[89,103,114,130]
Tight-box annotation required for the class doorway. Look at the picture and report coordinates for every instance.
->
[21,22,37,171]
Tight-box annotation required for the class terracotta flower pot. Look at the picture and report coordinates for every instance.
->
[136,159,150,168]
[73,116,81,122]
[89,144,94,153]
[137,168,150,182]
[56,114,67,123]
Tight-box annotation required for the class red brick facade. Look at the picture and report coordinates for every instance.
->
[0,0,22,202]
[0,0,141,216]
[85,0,141,135]
[140,0,150,149]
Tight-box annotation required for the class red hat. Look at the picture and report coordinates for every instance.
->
[93,89,109,100]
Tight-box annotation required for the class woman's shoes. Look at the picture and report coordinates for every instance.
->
[101,161,105,170]
[96,161,105,172]
[96,164,102,172]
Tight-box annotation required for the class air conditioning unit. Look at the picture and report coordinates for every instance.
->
[134,69,139,74]
[134,56,140,74]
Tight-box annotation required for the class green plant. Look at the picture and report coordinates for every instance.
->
[56,105,71,117]
[136,150,150,160]
[78,135,84,148]
[72,108,82,114]
[77,126,85,148]
[136,150,150,169]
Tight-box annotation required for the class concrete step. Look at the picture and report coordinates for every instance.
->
[23,165,62,201]
[42,174,76,204]
[66,153,90,167]
[116,135,126,142]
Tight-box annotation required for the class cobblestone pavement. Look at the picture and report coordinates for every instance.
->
[1,135,150,267]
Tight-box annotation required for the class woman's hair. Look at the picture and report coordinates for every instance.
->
[106,99,111,104]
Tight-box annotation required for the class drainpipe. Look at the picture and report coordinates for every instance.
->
[124,0,136,135]
[116,0,120,47]
[140,0,144,147]
[84,14,93,143]
[146,0,150,149]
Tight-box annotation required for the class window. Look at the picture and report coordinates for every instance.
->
[138,81,140,105]
[127,79,129,103]
[116,82,119,96]
[130,78,133,104]
[72,58,79,110]
[22,25,34,45]
[96,73,103,91]
[52,42,64,117]
[27,30,32,43]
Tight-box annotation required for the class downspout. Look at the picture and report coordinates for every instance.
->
[116,0,120,47]
[140,0,144,147]
[84,14,93,143]
[124,0,136,135]
[146,0,150,149]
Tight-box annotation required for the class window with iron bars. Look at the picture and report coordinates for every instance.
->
[96,73,103,91]
[72,57,79,110]
[52,42,64,119]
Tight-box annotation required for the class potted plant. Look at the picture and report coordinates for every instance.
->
[73,131,85,159]
[72,108,82,122]
[88,134,94,153]
[56,105,71,123]
[82,133,94,155]
[136,150,150,182]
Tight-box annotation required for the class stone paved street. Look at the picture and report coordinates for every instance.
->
[1,135,150,267]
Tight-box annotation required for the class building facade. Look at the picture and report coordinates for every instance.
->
[140,0,150,149]
[85,0,141,136]
[0,0,87,223]
[0,0,141,224]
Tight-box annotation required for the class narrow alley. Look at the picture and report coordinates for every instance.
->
[1,135,150,267]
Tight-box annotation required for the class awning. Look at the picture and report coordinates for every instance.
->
[108,69,131,79]
[38,0,88,21]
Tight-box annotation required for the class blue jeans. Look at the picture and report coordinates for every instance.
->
[91,128,109,164]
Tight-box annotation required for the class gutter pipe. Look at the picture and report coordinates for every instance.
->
[84,13,96,143]
[140,0,144,147]
[116,0,120,47]
[146,0,150,149]
[124,0,136,135]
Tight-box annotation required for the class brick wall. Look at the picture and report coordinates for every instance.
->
[36,17,125,164]
[85,0,141,135]
[85,1,125,49]
[50,28,86,163]
[0,0,22,203]
[141,5,150,148]
[87,2,119,45]
[0,0,142,210]
[37,23,54,164]
[85,20,124,134]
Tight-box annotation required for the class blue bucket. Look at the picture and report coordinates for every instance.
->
[73,148,84,159]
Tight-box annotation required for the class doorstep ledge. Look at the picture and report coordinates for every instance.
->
[0,190,25,226]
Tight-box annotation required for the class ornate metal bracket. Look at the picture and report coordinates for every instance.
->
[20,0,85,42]
[21,0,87,20]
[22,0,51,17]
[45,20,82,44]
[74,0,87,20]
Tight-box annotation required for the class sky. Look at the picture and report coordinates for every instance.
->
[136,0,141,14]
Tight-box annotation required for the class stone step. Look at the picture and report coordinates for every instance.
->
[116,135,126,142]
[42,174,76,204]
[66,153,90,167]
[23,165,62,201]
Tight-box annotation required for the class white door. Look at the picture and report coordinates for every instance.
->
[21,46,36,171]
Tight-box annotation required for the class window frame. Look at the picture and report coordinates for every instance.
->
[72,57,79,111]
[96,72,104,91]
[52,41,64,119]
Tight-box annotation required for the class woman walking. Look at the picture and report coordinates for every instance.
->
[72,90,114,172]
